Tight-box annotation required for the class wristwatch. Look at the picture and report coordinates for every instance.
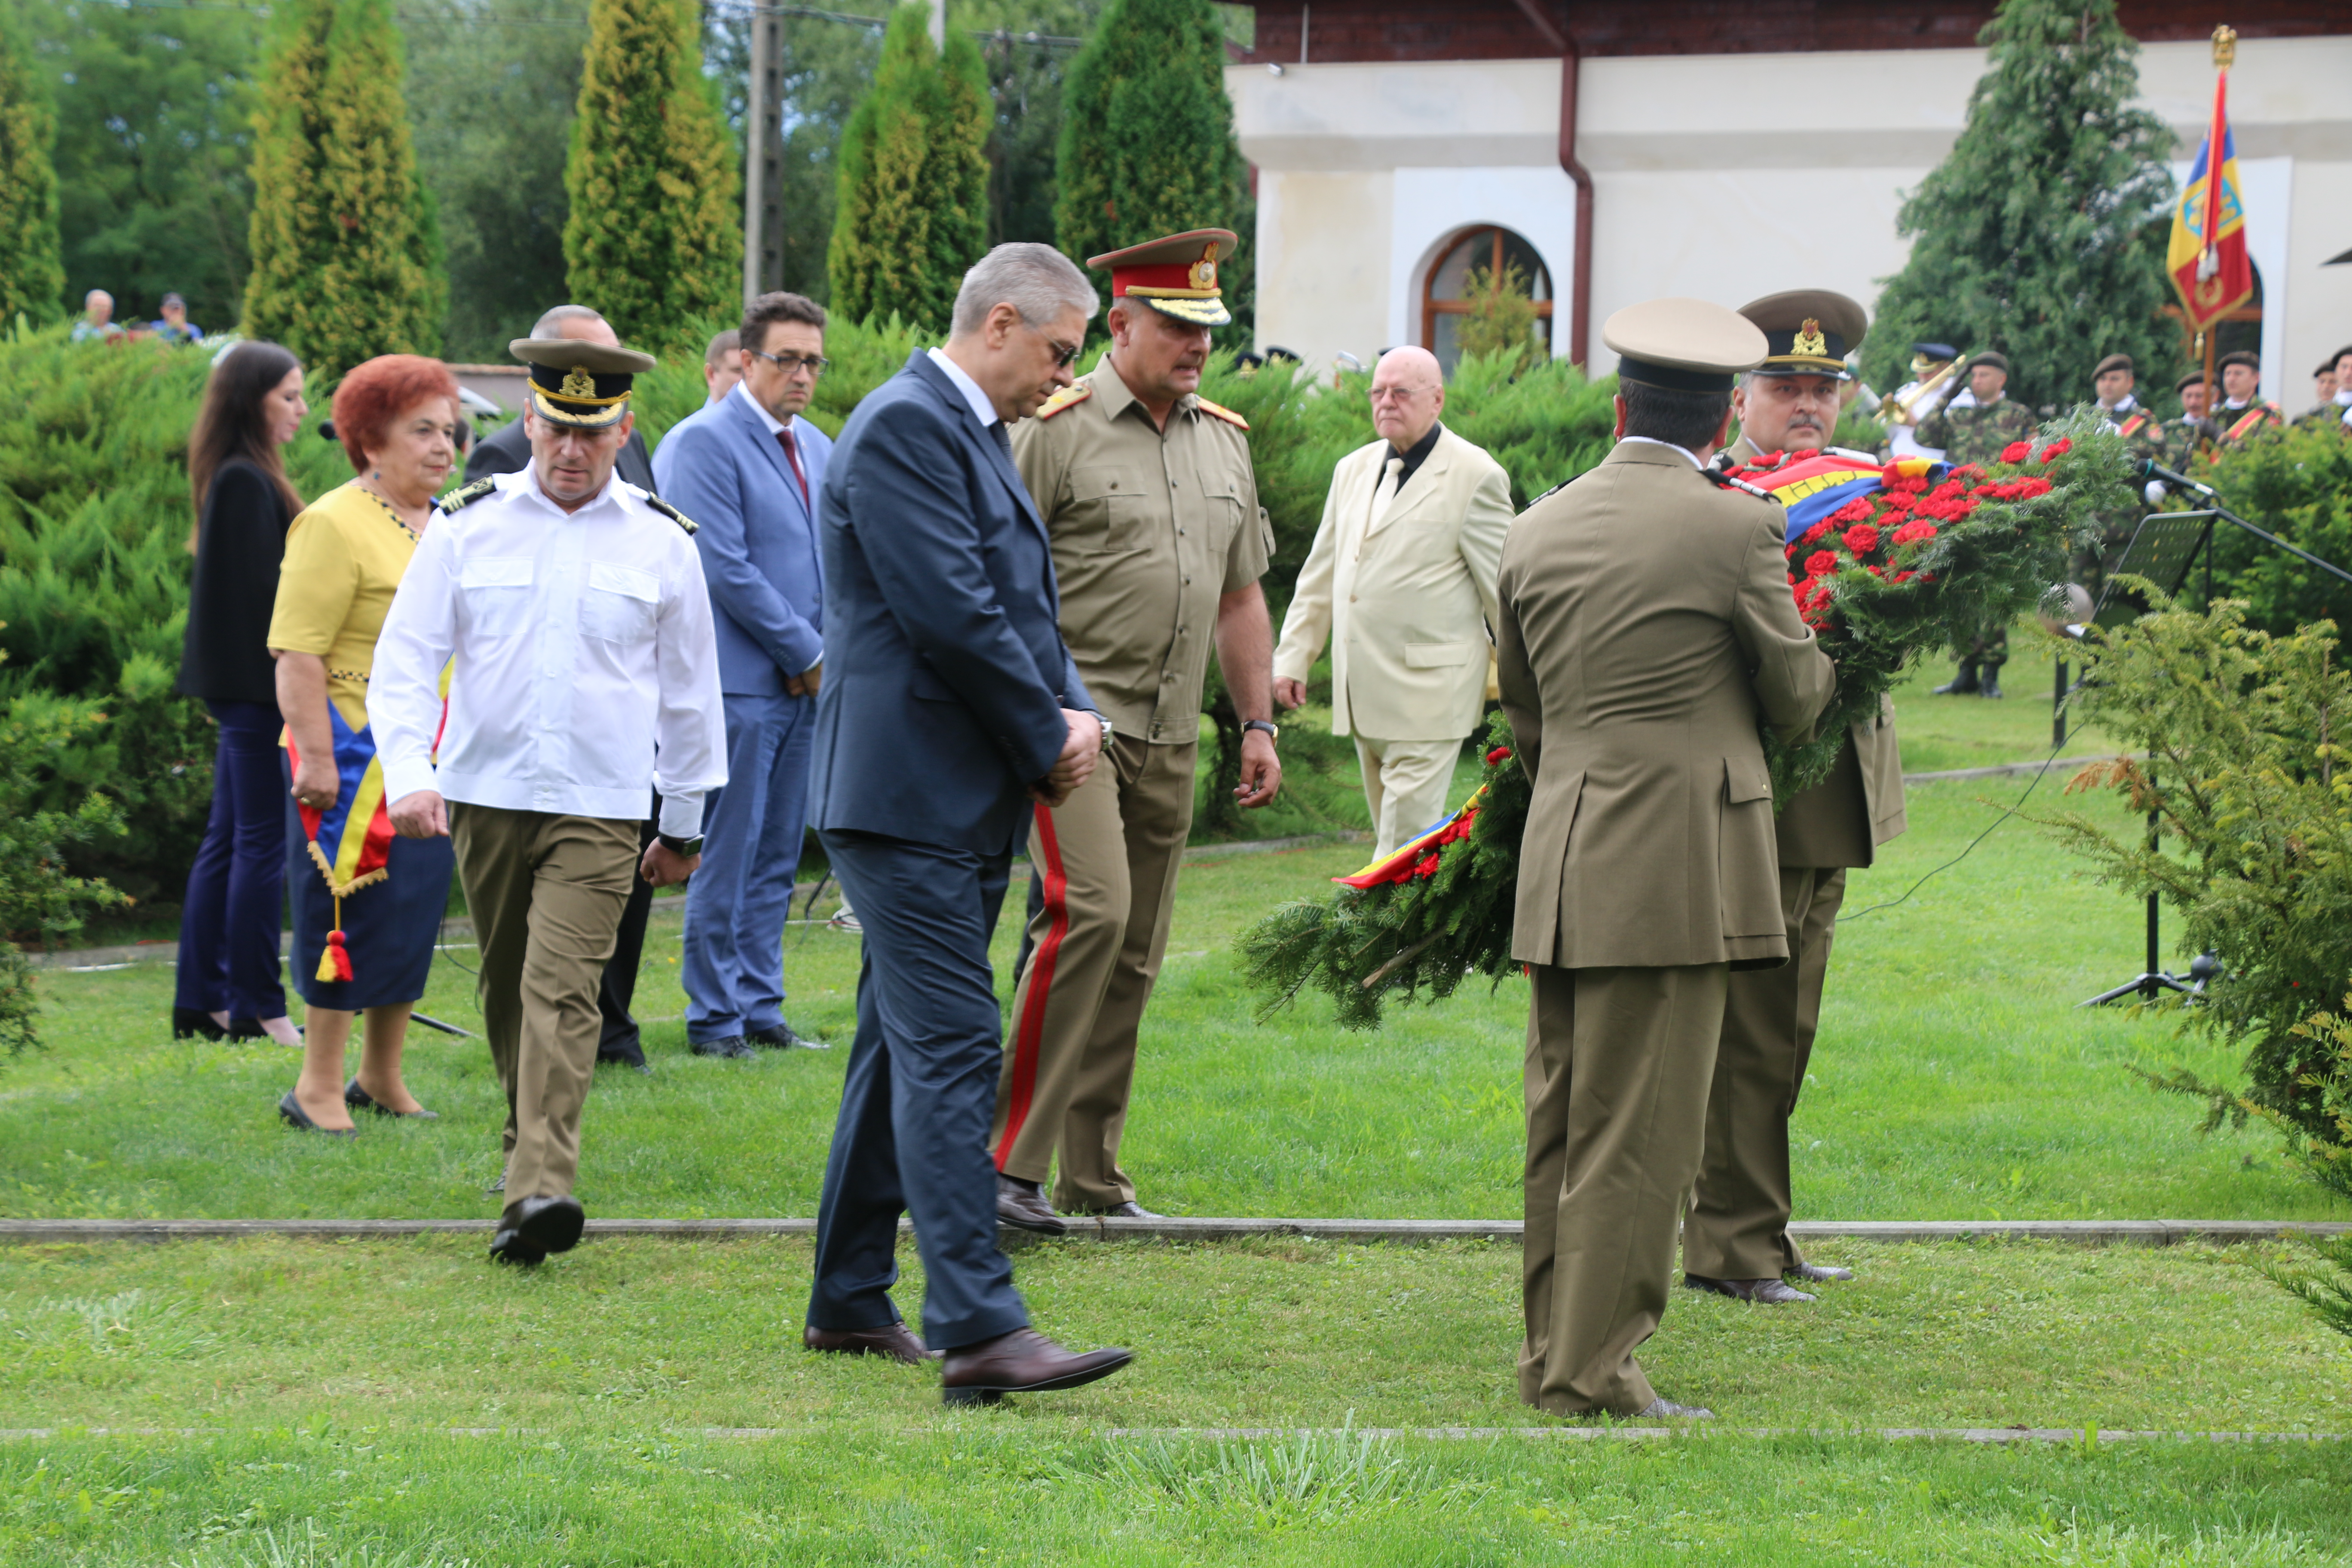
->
[1242,719,1280,744]
[657,832,705,858]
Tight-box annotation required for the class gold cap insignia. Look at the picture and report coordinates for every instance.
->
[560,368,599,400]
[1189,241,1219,292]
[1791,319,1828,359]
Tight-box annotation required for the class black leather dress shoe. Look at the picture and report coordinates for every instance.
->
[940,1327,1132,1406]
[344,1078,438,1120]
[1684,1272,1816,1304]
[804,1322,939,1363]
[690,1035,756,1060]
[1788,1261,1855,1283]
[278,1091,357,1138]
[1081,1201,1164,1220]
[172,1008,226,1041]
[490,1194,585,1266]
[996,1174,1066,1234]
[749,1022,830,1050]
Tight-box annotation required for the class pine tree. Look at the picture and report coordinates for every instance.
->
[1865,0,2179,412]
[0,6,64,326]
[827,6,990,333]
[1053,0,1250,334]
[564,0,741,350]
[243,0,444,381]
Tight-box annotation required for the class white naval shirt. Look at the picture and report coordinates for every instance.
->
[372,462,729,838]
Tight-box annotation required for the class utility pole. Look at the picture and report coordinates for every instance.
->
[741,5,784,304]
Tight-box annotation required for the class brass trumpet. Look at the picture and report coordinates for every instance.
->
[1875,353,1971,426]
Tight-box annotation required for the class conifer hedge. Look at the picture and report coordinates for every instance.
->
[0,6,64,327]
[564,0,741,352]
[1053,0,1251,332]
[826,6,992,334]
[243,0,446,382]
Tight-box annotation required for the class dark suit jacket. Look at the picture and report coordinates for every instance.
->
[650,392,830,694]
[463,413,655,493]
[809,351,1094,857]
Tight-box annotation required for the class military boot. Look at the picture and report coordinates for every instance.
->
[1933,658,1981,696]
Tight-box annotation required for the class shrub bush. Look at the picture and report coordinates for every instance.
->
[2194,424,2352,636]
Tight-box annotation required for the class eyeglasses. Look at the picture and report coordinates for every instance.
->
[1031,326,1083,369]
[750,349,829,378]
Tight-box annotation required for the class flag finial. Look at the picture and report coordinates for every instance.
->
[2212,24,2237,69]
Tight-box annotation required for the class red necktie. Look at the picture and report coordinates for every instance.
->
[778,426,809,510]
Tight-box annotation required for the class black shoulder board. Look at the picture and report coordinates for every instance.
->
[1527,478,1571,508]
[437,477,496,514]
[644,494,698,536]
[1702,469,1774,501]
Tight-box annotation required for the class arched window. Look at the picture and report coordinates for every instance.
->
[1421,226,1553,374]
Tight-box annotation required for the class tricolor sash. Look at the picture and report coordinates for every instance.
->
[285,703,393,983]
[1338,783,1489,889]
[1737,452,1948,543]
[2223,404,2275,443]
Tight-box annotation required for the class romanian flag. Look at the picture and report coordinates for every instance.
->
[2166,66,2254,332]
[1739,451,1946,544]
[1338,784,1488,888]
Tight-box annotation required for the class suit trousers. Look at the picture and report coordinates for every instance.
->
[1353,734,1463,859]
[453,805,639,1202]
[1684,866,1845,1280]
[1521,961,1727,1417]
[992,735,1194,1209]
[683,691,814,1043]
[808,829,1029,1351]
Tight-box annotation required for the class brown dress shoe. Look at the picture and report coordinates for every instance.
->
[1788,1261,1854,1283]
[939,1327,1132,1406]
[803,1322,939,1363]
[1683,1273,1816,1304]
[996,1174,1066,1234]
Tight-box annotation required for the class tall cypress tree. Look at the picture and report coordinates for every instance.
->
[827,6,990,332]
[1866,0,2178,411]
[564,0,741,349]
[1053,0,1250,335]
[0,5,64,326]
[243,0,444,380]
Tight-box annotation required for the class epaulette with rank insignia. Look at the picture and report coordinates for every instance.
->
[1194,396,1249,431]
[1703,468,1774,501]
[1035,384,1092,420]
[1526,478,1571,507]
[643,494,698,535]
[436,477,497,514]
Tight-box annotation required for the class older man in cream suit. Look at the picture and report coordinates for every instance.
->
[1273,346,1514,856]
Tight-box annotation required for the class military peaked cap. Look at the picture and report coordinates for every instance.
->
[510,336,658,430]
[1735,290,1867,380]
[1603,298,1767,393]
[1090,229,1239,327]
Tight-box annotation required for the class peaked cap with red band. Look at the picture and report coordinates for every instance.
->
[1089,227,1239,327]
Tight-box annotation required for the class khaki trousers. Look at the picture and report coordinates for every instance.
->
[992,735,1195,1210]
[1352,734,1462,859]
[1521,961,1727,1417]
[1685,865,1845,1280]
[452,805,639,1203]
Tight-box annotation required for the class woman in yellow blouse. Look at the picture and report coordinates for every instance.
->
[267,355,462,1135]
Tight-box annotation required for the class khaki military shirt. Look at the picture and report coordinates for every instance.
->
[1011,360,1271,744]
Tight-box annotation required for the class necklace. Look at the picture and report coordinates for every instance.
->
[355,479,422,541]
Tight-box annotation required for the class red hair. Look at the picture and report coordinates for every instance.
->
[331,355,461,475]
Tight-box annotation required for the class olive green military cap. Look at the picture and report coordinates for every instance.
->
[1735,289,1868,379]
[1603,298,1768,393]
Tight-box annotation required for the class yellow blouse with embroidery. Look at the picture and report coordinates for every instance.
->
[265,480,420,729]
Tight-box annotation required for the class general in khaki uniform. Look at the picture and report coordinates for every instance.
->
[1498,299,1835,1418]
[991,230,1277,1222]
[1689,291,1906,1304]
[371,339,728,1266]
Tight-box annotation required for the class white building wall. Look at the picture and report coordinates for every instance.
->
[1231,35,2352,407]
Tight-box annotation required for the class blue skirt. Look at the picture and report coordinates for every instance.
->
[284,758,455,1011]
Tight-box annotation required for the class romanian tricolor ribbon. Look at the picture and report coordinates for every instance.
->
[285,703,393,983]
[2166,58,2254,332]
[1736,452,1947,543]
[1338,784,1489,889]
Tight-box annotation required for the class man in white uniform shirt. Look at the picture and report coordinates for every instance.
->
[374,337,728,1267]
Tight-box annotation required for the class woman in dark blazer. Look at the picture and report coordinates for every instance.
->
[173,341,309,1045]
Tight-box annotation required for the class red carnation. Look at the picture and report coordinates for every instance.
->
[1828,498,1875,526]
[2037,438,2072,462]
[2000,441,2033,464]
[1949,464,1986,481]
[2017,476,2052,498]
[1484,747,1512,765]
[1891,519,1937,546]
[1893,570,1917,583]
[1841,524,1881,555]
[1804,550,1839,578]
[1801,519,1835,546]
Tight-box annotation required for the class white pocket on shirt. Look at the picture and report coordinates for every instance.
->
[457,557,536,637]
[580,562,660,643]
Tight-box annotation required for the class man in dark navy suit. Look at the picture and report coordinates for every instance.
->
[654,291,833,1061]
[804,243,1133,1405]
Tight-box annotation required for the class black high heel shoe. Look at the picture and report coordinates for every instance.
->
[345,1077,438,1120]
[172,1008,227,1041]
[279,1090,358,1138]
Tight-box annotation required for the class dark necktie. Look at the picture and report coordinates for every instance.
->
[777,426,809,509]
[988,421,1014,459]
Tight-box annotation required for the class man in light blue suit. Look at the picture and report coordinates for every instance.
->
[652,292,834,1060]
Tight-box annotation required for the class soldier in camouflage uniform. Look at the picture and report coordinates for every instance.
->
[1916,351,2037,698]
[2213,351,2286,448]
[2076,353,2167,605]
[2293,345,2352,435]
[2162,372,2219,467]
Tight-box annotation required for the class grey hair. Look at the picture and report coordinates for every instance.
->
[950,243,1097,338]
[531,303,606,337]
